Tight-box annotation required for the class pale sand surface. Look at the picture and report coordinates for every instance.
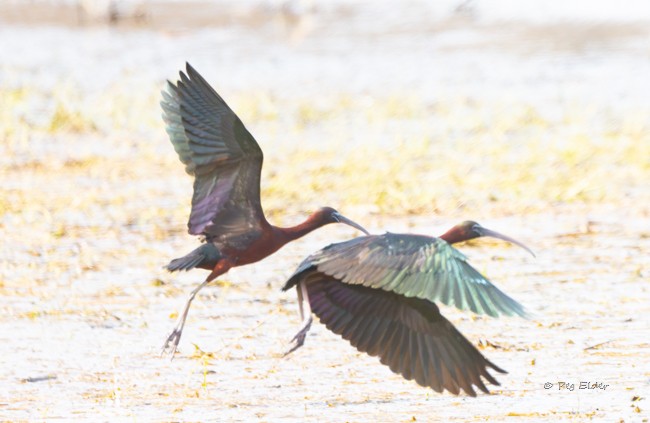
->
[1,1,648,421]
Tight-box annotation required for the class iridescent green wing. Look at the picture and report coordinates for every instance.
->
[300,270,505,396]
[285,233,527,318]
[161,63,265,242]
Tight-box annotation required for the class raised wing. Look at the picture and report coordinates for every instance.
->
[284,233,527,318]
[161,63,266,241]
[301,271,505,396]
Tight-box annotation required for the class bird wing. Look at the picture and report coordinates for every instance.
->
[161,63,266,241]
[301,272,505,396]
[284,233,527,318]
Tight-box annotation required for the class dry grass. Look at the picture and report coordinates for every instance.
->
[1,77,649,422]
[1,1,649,419]
[2,83,648,287]
[2,83,649,221]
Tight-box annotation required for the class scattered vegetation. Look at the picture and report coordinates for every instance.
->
[2,83,649,231]
[0,80,645,423]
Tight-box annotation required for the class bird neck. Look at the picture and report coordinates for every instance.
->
[278,214,328,242]
[439,226,474,244]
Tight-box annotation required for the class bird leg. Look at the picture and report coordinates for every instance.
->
[284,281,313,356]
[161,261,231,358]
[161,279,208,358]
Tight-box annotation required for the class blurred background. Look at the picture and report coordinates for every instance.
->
[1,0,649,421]
[2,0,649,216]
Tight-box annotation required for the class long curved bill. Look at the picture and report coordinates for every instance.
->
[333,212,370,235]
[478,226,536,257]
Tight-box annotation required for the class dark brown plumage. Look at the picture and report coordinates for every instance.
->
[283,221,533,396]
[160,63,368,356]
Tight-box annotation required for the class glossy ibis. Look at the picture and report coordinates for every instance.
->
[160,63,368,356]
[282,221,533,396]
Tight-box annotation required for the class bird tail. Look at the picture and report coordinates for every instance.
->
[165,243,220,272]
[166,254,204,272]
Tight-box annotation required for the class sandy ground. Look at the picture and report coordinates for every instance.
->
[1,1,649,421]
[1,206,649,422]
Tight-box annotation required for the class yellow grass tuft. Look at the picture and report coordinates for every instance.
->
[1,83,648,247]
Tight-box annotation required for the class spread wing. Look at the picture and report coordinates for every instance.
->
[284,233,527,318]
[301,271,505,396]
[161,63,266,242]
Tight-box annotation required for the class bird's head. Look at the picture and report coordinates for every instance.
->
[440,220,535,257]
[314,207,370,235]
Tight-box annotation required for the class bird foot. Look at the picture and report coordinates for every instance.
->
[283,317,312,357]
[160,279,207,359]
[160,326,183,359]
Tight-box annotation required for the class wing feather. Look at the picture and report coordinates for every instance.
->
[285,233,527,318]
[300,274,505,396]
[424,336,444,392]
[161,63,265,239]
